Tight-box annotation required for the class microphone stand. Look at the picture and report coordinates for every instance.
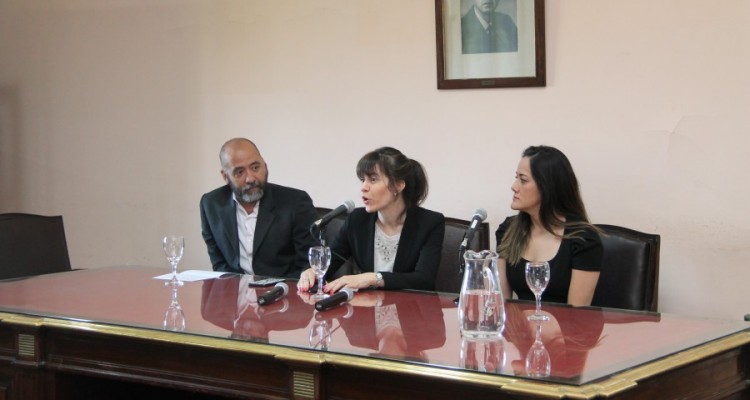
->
[318,226,327,247]
[309,224,328,247]
[454,243,467,305]
[458,246,467,277]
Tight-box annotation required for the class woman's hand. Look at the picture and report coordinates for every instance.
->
[324,272,378,293]
[297,268,318,292]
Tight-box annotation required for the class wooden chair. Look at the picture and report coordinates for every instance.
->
[591,224,660,312]
[0,213,72,280]
[434,217,490,293]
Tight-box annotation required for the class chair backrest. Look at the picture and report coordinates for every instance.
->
[591,224,660,312]
[435,217,490,293]
[0,213,72,280]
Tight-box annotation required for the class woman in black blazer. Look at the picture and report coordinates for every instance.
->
[299,147,445,293]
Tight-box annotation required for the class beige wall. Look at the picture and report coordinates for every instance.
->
[1,0,748,320]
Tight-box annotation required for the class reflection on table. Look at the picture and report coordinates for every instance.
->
[503,302,604,380]
[308,304,352,351]
[200,275,313,342]
[460,338,505,373]
[163,280,186,331]
[301,289,446,362]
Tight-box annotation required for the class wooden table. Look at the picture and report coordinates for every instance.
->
[0,266,748,399]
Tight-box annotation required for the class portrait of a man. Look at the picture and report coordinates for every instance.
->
[461,0,518,54]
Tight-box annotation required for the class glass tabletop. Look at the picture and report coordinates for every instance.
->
[0,266,747,386]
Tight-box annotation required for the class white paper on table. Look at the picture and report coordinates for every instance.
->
[153,270,229,282]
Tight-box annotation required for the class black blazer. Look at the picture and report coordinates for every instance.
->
[199,183,317,278]
[327,207,445,291]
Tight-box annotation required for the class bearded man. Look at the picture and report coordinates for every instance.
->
[200,138,317,278]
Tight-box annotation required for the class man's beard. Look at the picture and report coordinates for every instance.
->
[229,180,265,204]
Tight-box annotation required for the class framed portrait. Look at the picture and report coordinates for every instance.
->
[435,0,546,89]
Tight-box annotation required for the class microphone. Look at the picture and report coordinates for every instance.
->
[257,282,289,306]
[314,288,355,311]
[459,208,488,251]
[313,200,355,228]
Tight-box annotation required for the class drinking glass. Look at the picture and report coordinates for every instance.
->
[163,284,186,331]
[162,235,184,287]
[525,261,550,321]
[525,321,551,377]
[308,246,331,300]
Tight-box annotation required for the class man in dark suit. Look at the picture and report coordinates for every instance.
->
[461,0,518,54]
[200,138,317,278]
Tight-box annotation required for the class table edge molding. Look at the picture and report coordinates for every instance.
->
[2,312,748,399]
